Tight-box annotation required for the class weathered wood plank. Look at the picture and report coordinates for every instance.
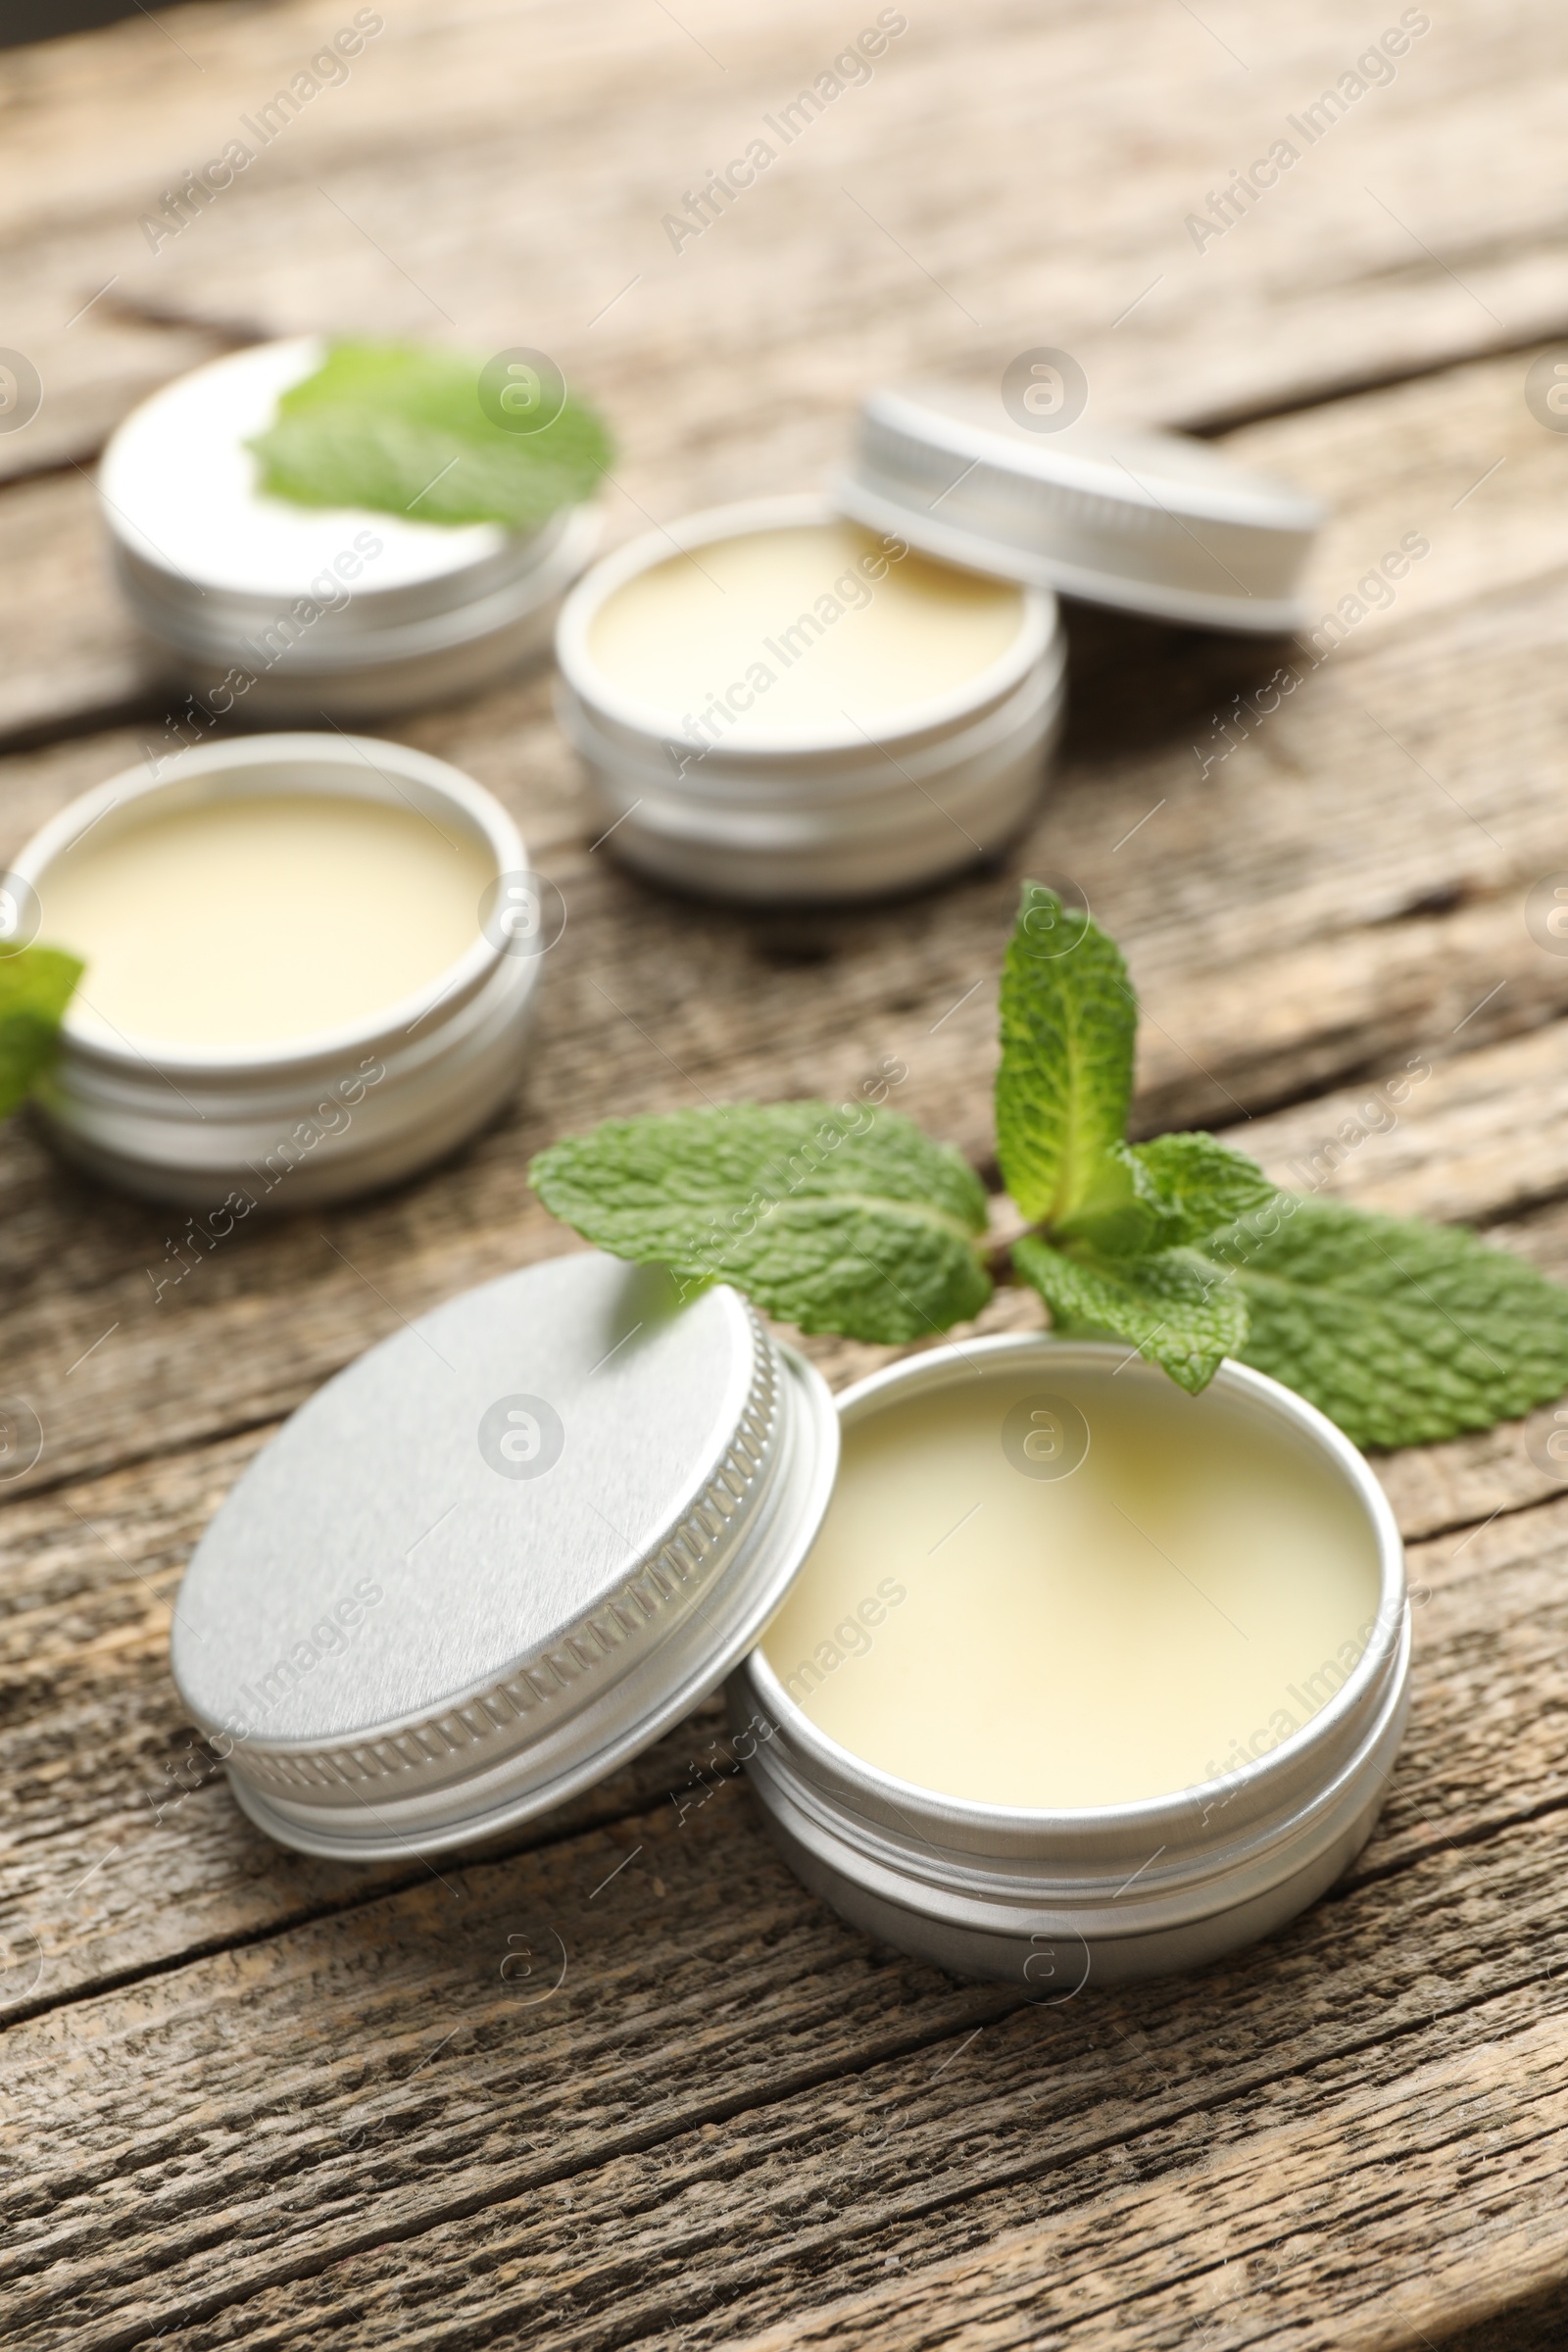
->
[5,1384,1567,2160]
[10,1724,1568,2347]
[8,0,1568,739]
[716,2007,1568,2352]
[5,7,1568,2344]
[1250,1019,1568,1231]
[10,0,1568,493]
[1,344,1567,1503]
[0,1421,763,2028]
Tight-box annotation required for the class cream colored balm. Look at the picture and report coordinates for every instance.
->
[586,520,1025,736]
[38,794,496,1048]
[761,1368,1383,1809]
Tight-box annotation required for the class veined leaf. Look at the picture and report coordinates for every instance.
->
[248,341,612,531]
[1013,1232,1247,1394]
[996,884,1137,1230]
[531,1101,991,1346]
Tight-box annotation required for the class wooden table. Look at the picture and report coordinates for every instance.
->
[5,2,1568,2343]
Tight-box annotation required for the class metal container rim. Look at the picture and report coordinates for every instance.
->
[10,731,528,1077]
[208,1334,844,1861]
[859,384,1328,533]
[96,334,524,610]
[834,474,1312,633]
[554,491,1059,759]
[745,1332,1405,1835]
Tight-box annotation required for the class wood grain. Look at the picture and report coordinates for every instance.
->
[5,343,1568,1506]
[719,2006,1568,2352]
[11,0,1568,469]
[4,0,1568,2344]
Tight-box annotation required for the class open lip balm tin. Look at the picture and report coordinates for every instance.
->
[172,1250,840,1857]
[731,1334,1408,1987]
[99,339,601,722]
[173,1253,1408,1989]
[554,493,1065,904]
[9,731,543,1207]
[838,382,1326,633]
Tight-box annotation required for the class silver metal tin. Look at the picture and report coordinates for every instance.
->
[99,339,600,721]
[839,384,1325,633]
[554,495,1065,904]
[730,1336,1408,1986]
[13,732,540,1208]
[172,1250,840,1860]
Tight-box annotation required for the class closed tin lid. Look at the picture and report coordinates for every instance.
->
[838,380,1325,633]
[172,1249,840,1858]
[99,337,580,655]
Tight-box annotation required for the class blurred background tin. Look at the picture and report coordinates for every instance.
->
[554,493,1065,904]
[98,339,600,721]
[839,381,1326,633]
[9,731,543,1208]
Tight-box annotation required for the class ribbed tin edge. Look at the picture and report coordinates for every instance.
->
[233,1305,780,1803]
[840,385,1324,631]
[554,493,1064,903]
[213,1338,842,1860]
[730,1336,1407,1984]
[13,732,541,1207]
[837,473,1312,633]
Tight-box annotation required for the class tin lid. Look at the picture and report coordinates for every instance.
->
[838,381,1325,633]
[172,1250,840,1858]
[98,338,574,655]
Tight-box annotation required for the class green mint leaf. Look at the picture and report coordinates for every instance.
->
[248,342,612,531]
[996,883,1137,1230]
[1209,1196,1568,1449]
[1127,1132,1279,1243]
[1045,1133,1281,1261]
[1012,1233,1247,1394]
[0,945,82,1119]
[1045,1141,1173,1259]
[530,1101,991,1346]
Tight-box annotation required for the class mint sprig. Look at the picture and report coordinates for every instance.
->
[529,886,1568,1451]
[248,342,612,531]
[0,945,82,1119]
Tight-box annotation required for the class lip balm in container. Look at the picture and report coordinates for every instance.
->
[730,1334,1408,1987]
[838,382,1325,633]
[171,1250,840,1858]
[99,339,601,721]
[554,494,1065,903]
[9,731,544,1207]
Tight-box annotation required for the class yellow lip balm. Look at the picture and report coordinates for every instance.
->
[586,519,1026,732]
[37,793,495,1049]
[761,1363,1383,1809]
